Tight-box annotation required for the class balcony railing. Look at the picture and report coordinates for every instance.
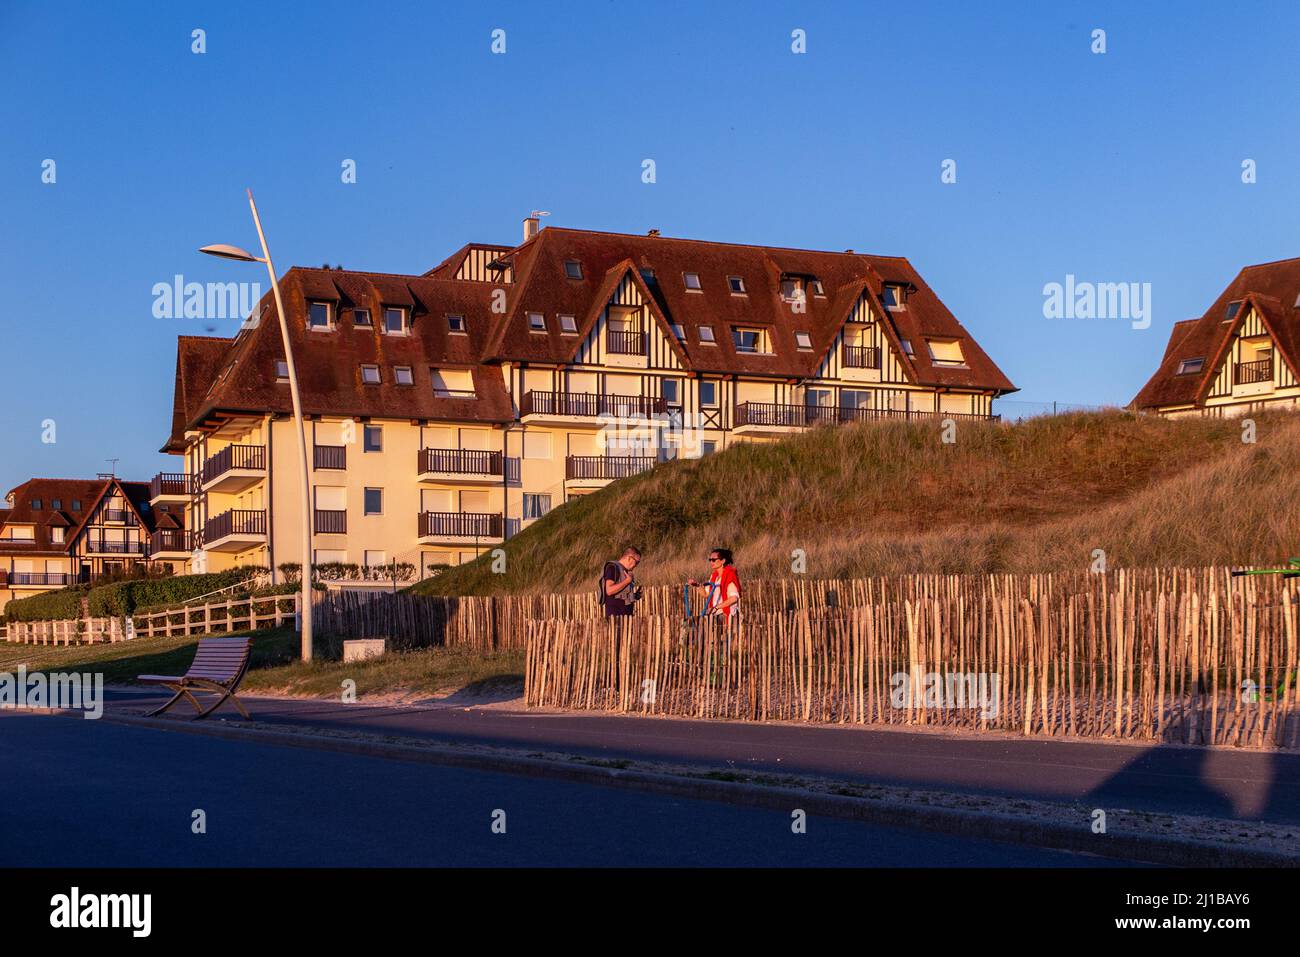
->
[735,402,1000,428]
[149,529,193,554]
[418,511,503,539]
[8,572,72,586]
[520,391,667,419]
[102,509,136,524]
[86,540,147,554]
[418,448,504,476]
[149,472,195,499]
[565,455,658,481]
[1236,358,1272,385]
[314,445,347,470]
[204,508,267,543]
[842,345,881,369]
[201,444,266,486]
[606,330,646,355]
[314,509,347,534]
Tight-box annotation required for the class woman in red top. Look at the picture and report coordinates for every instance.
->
[688,548,741,621]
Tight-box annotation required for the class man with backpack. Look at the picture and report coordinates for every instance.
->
[601,546,643,617]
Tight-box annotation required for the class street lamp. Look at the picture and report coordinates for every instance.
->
[200,189,313,661]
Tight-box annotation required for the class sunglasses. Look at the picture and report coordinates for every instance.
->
[708,556,723,562]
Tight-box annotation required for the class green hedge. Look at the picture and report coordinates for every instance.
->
[3,586,88,623]
[6,566,265,622]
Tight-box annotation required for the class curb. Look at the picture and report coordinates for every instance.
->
[83,710,1300,868]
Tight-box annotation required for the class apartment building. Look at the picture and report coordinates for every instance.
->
[1132,258,1300,417]
[158,221,1016,580]
[0,476,181,613]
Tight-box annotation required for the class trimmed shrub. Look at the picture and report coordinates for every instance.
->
[3,587,88,623]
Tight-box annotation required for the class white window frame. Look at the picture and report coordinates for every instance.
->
[447,314,466,334]
[559,314,578,335]
[683,272,702,292]
[394,366,414,386]
[698,325,716,344]
[383,307,409,336]
[795,331,813,351]
[360,364,381,385]
[728,276,747,295]
[307,301,333,331]
[528,312,546,332]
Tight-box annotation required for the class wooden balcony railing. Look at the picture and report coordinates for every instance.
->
[149,530,193,554]
[86,540,147,554]
[418,511,503,539]
[204,508,267,543]
[842,345,881,369]
[520,391,667,419]
[735,402,1000,428]
[1236,358,1272,385]
[8,572,72,586]
[606,330,647,355]
[314,509,347,534]
[418,448,504,476]
[565,455,658,481]
[313,444,347,470]
[149,472,195,499]
[201,444,266,486]
[102,509,136,524]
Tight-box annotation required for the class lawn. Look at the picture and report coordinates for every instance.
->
[0,628,523,701]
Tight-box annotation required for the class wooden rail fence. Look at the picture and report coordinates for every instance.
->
[4,617,128,645]
[132,593,300,639]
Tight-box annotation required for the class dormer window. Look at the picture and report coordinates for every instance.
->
[899,337,914,356]
[926,339,967,368]
[383,307,409,335]
[361,364,381,385]
[431,368,476,398]
[732,326,771,354]
[564,261,583,280]
[71,499,81,511]
[795,331,813,350]
[275,360,289,381]
[51,527,65,544]
[353,308,372,327]
[395,366,414,386]
[308,301,333,330]
[1177,357,1205,375]
[728,276,747,295]
[683,272,702,292]
[559,314,578,335]
[882,285,906,310]
[1224,301,1242,323]
[447,314,466,334]
[528,312,546,332]
[698,325,716,343]
[51,499,61,510]
[32,499,42,510]
[780,278,804,301]
[812,279,825,297]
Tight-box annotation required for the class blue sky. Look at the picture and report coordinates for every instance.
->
[3,0,1299,492]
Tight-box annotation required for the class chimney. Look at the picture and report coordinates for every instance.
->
[523,215,540,242]
[647,228,661,237]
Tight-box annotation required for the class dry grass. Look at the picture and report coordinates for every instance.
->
[414,409,1300,595]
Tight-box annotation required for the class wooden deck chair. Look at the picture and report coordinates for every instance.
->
[137,636,253,720]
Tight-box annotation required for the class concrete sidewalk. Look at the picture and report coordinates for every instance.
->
[102,686,1300,827]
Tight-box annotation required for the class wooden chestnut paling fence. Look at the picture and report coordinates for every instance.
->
[522,568,1300,748]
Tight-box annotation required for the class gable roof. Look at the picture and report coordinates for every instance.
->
[480,227,1015,391]
[1132,259,1300,409]
[0,478,111,554]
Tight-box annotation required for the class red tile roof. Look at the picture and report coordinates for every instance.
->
[1132,259,1300,409]
[0,478,155,554]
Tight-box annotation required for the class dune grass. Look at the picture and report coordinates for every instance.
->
[412,408,1300,595]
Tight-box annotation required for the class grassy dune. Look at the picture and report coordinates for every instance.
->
[413,409,1300,595]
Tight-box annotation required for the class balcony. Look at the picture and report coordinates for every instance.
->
[102,509,136,525]
[149,472,195,504]
[842,345,881,369]
[417,511,504,544]
[565,455,658,489]
[149,529,193,557]
[314,509,347,535]
[520,391,667,427]
[733,402,999,435]
[201,444,267,494]
[203,508,267,553]
[7,572,73,587]
[417,448,504,485]
[1236,358,1273,386]
[606,330,646,355]
[314,444,347,470]
[85,540,147,555]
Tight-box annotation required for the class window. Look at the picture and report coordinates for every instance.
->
[732,326,770,354]
[882,285,906,310]
[523,432,552,460]
[683,272,702,291]
[812,279,825,297]
[805,388,833,408]
[795,331,813,350]
[559,314,578,335]
[308,301,332,330]
[564,260,583,280]
[640,268,656,281]
[395,366,414,386]
[315,548,347,565]
[275,360,289,381]
[364,425,383,452]
[1177,357,1205,375]
[698,325,716,344]
[71,500,81,511]
[363,488,383,515]
[447,314,466,333]
[899,337,914,356]
[360,364,381,385]
[51,499,61,510]
[662,379,681,406]
[701,440,718,456]
[669,323,685,339]
[354,308,372,327]
[5,526,34,541]
[523,493,552,520]
[528,312,546,332]
[51,527,65,544]
[383,307,409,335]
[699,381,718,407]
[431,368,476,397]
[728,276,747,295]
[926,339,967,367]
[31,499,41,510]
[1224,301,1242,323]
[364,550,387,568]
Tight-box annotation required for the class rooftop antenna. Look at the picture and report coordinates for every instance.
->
[105,458,119,478]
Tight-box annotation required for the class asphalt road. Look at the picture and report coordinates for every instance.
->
[102,687,1300,825]
[1,713,1139,867]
